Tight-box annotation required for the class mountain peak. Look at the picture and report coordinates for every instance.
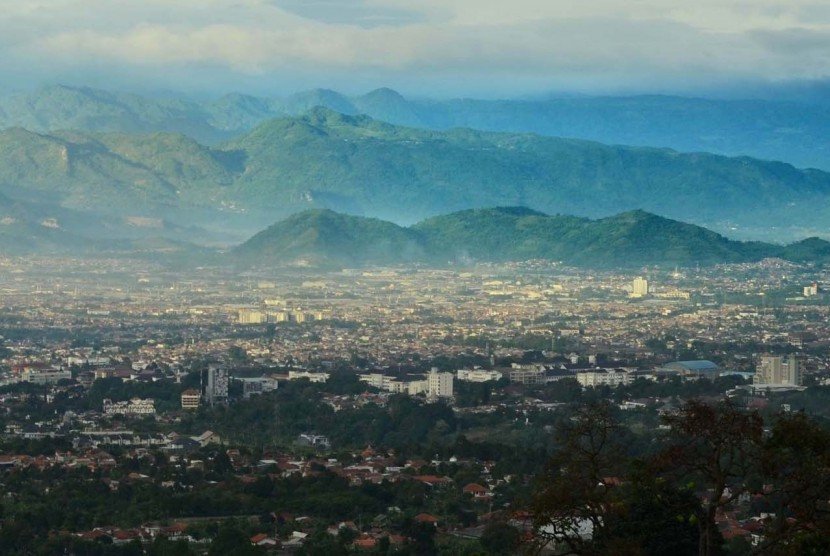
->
[303,106,360,124]
[284,89,357,115]
[488,206,548,217]
[234,209,425,267]
[361,88,407,102]
[613,209,661,220]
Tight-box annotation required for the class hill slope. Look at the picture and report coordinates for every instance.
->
[234,208,830,268]
[2,108,830,242]
[233,209,426,267]
[224,108,830,236]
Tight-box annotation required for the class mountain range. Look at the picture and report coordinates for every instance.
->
[233,207,830,269]
[1,107,829,246]
[3,84,830,172]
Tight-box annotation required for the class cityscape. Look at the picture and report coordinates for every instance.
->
[4,1,830,555]
[1,251,830,554]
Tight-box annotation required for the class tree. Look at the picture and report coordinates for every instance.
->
[531,402,628,555]
[531,402,704,555]
[598,466,701,556]
[150,535,195,555]
[757,411,830,554]
[208,522,261,556]
[480,522,521,555]
[656,399,763,556]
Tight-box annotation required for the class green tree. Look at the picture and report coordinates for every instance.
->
[480,522,521,555]
[531,402,628,555]
[757,412,830,555]
[657,399,762,556]
[208,522,261,556]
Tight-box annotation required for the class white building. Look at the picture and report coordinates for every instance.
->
[508,364,546,385]
[103,398,156,416]
[756,355,801,387]
[21,367,72,385]
[576,370,632,388]
[288,370,330,383]
[237,309,266,324]
[804,282,819,297]
[358,373,392,389]
[268,310,291,323]
[181,389,201,410]
[237,377,279,398]
[358,369,453,398]
[456,369,503,382]
[206,366,229,405]
[427,369,454,398]
[630,277,649,298]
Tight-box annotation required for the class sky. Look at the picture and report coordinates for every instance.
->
[1,0,829,97]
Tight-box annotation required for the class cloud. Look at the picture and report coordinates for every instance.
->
[2,0,830,95]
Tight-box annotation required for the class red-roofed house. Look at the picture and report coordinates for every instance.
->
[414,513,439,525]
[250,533,279,547]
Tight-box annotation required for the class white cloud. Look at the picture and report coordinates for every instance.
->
[1,0,830,94]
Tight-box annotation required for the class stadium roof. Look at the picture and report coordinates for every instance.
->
[662,360,721,375]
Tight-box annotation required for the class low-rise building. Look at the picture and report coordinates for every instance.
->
[508,364,546,385]
[288,370,330,383]
[576,370,632,388]
[237,377,279,398]
[456,369,503,382]
[103,398,156,416]
[21,366,72,385]
[181,389,201,410]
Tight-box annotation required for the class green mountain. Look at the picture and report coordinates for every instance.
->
[0,85,224,144]
[234,207,830,269]
[2,108,830,244]
[222,108,830,237]
[233,209,426,267]
[9,85,830,172]
[0,127,240,215]
[411,207,779,266]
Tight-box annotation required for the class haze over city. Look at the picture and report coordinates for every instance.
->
[1,2,830,555]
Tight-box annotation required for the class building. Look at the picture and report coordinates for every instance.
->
[366,373,395,390]
[205,365,229,405]
[297,433,331,450]
[358,373,391,389]
[181,389,201,410]
[237,377,279,399]
[103,398,156,416]
[359,370,453,398]
[755,355,801,387]
[287,370,330,383]
[456,369,503,382]
[576,370,632,388]
[508,364,546,385]
[654,289,691,300]
[427,369,454,398]
[21,366,72,385]
[630,277,649,298]
[661,360,721,379]
[237,309,266,324]
[804,282,820,297]
[268,310,290,323]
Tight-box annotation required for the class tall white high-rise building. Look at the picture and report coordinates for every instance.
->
[631,277,649,298]
[205,365,229,405]
[756,355,801,386]
[427,368,454,398]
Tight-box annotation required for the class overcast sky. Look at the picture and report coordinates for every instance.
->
[1,0,829,97]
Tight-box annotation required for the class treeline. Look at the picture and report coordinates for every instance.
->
[531,400,830,555]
